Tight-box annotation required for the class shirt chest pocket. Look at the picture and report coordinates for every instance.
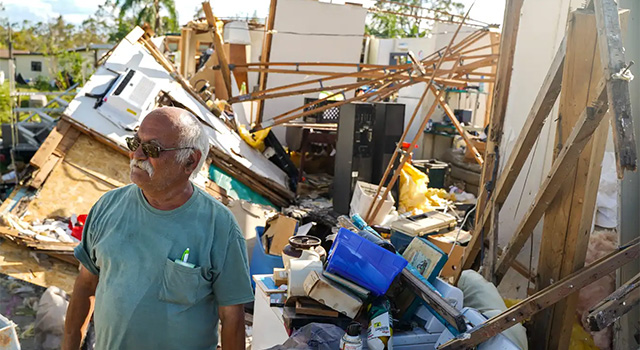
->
[159,259,213,305]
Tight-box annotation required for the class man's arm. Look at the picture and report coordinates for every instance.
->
[63,266,99,350]
[219,304,245,350]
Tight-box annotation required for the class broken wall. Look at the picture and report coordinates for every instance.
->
[494,0,587,297]
[27,134,130,219]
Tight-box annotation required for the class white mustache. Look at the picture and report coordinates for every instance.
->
[130,159,154,177]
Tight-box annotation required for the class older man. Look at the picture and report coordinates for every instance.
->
[63,107,253,350]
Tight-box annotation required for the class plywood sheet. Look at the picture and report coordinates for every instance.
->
[27,134,131,219]
[0,240,78,294]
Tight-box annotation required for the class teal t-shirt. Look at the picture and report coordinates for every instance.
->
[74,184,254,350]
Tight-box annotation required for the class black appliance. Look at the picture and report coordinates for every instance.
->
[333,102,405,215]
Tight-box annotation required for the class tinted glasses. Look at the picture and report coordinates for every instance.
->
[126,136,194,158]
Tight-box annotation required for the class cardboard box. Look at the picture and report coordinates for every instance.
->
[426,234,465,280]
[303,271,363,319]
[263,214,298,256]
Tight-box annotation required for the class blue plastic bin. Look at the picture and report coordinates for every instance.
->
[249,227,284,289]
[326,228,408,296]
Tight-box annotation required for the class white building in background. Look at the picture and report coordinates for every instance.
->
[13,52,52,81]
[0,44,113,84]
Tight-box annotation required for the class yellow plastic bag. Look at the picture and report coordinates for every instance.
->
[399,163,455,215]
[238,125,270,152]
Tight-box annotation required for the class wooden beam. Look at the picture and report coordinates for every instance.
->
[493,84,609,284]
[439,238,640,350]
[29,120,71,169]
[256,0,277,125]
[474,0,523,231]
[481,200,499,282]
[594,0,637,174]
[429,85,483,165]
[179,27,193,78]
[586,271,640,331]
[454,0,524,284]
[484,32,501,127]
[533,10,626,349]
[202,2,233,100]
[401,267,467,333]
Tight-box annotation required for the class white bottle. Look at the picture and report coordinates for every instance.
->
[340,322,363,350]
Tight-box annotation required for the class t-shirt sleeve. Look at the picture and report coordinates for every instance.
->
[212,230,254,306]
[74,203,101,276]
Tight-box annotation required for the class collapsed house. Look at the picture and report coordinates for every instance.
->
[0,0,638,349]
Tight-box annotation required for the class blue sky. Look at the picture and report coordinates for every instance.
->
[3,0,504,27]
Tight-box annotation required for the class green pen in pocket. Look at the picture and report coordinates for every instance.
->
[175,248,195,268]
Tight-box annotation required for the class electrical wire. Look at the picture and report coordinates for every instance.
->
[243,27,479,38]
[448,205,476,257]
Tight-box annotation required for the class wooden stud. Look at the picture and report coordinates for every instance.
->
[482,200,499,282]
[439,238,639,350]
[179,27,193,78]
[474,0,524,227]
[493,84,609,284]
[202,2,233,100]
[586,271,640,331]
[454,0,524,284]
[594,0,637,174]
[533,10,620,349]
[429,84,483,165]
[256,0,278,125]
[484,32,501,127]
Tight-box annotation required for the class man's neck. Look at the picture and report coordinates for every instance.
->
[141,181,194,211]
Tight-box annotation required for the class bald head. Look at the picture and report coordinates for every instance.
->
[137,107,210,179]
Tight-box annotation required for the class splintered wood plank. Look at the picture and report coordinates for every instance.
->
[29,120,70,168]
[30,154,62,189]
[439,239,639,350]
[586,271,640,331]
[594,0,636,174]
[54,127,81,156]
[494,84,609,284]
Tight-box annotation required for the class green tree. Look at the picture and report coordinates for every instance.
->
[113,0,178,35]
[366,0,464,38]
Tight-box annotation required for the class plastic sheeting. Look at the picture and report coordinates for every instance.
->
[267,322,344,350]
[594,152,618,228]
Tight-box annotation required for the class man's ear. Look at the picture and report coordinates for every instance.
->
[185,151,201,173]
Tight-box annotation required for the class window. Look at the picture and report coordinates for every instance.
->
[31,61,42,72]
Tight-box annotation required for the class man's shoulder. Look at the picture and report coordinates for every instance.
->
[92,184,137,212]
[195,185,232,211]
[100,184,137,203]
[193,186,239,230]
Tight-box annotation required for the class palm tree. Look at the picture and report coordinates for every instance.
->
[114,0,178,35]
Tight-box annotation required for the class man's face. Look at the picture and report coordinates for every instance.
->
[129,113,186,191]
